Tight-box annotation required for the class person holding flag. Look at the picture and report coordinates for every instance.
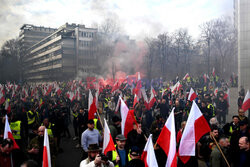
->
[27,126,56,167]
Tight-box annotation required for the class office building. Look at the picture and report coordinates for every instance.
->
[235,0,250,89]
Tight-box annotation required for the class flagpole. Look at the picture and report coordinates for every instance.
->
[96,109,104,129]
[210,133,230,167]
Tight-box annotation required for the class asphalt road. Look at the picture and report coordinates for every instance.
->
[55,124,82,167]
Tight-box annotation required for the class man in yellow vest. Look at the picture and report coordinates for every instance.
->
[9,114,22,148]
[41,118,55,138]
[107,134,130,167]
[207,99,215,117]
[223,115,240,140]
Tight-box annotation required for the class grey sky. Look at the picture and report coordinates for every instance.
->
[0,0,233,47]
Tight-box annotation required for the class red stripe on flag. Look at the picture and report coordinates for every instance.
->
[242,98,250,111]
[8,132,19,149]
[156,126,170,156]
[43,146,49,167]
[124,110,137,138]
[104,134,116,155]
[141,151,148,167]
[195,115,211,143]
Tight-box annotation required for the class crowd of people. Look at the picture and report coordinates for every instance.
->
[0,73,249,167]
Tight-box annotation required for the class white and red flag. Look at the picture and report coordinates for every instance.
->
[212,67,215,76]
[120,97,137,137]
[242,90,250,111]
[55,84,62,96]
[43,128,51,167]
[134,72,142,98]
[88,90,97,120]
[4,100,11,113]
[214,87,218,97]
[4,115,19,149]
[157,108,177,167]
[102,119,116,155]
[203,74,208,83]
[67,91,75,102]
[178,101,211,164]
[0,89,5,105]
[45,85,53,96]
[141,88,149,104]
[133,94,138,108]
[111,81,120,93]
[183,73,189,80]
[95,87,99,109]
[141,134,158,167]
[147,86,156,110]
[171,81,182,94]
[188,88,197,102]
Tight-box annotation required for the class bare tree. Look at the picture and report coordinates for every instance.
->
[210,17,236,75]
[200,21,213,76]
[0,38,21,82]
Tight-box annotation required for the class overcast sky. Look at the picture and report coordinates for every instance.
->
[0,0,233,47]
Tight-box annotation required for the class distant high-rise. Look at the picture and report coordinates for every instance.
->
[20,23,97,82]
[235,0,250,90]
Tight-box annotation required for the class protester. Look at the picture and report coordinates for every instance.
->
[107,134,130,167]
[81,119,102,159]
[0,73,248,167]
[80,144,114,167]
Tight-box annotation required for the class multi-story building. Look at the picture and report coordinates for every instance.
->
[234,0,250,90]
[21,23,97,82]
[19,24,57,53]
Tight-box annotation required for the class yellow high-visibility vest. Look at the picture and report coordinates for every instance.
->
[27,111,35,125]
[112,146,131,167]
[72,112,78,118]
[41,123,54,137]
[207,104,215,116]
[10,121,21,139]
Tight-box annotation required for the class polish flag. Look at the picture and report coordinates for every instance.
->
[120,97,137,137]
[171,81,182,94]
[203,74,208,83]
[96,88,99,109]
[0,89,5,105]
[115,97,121,113]
[4,100,11,113]
[141,134,158,167]
[178,101,211,163]
[141,88,149,104]
[134,72,142,98]
[188,88,197,102]
[156,108,177,167]
[75,88,81,101]
[88,90,97,120]
[4,115,19,149]
[133,94,138,108]
[67,92,75,102]
[147,86,156,110]
[242,90,250,111]
[45,85,53,96]
[111,81,120,93]
[23,88,28,97]
[102,119,116,155]
[183,73,189,80]
[55,85,62,96]
[212,67,215,76]
[43,129,51,167]
[214,87,218,97]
